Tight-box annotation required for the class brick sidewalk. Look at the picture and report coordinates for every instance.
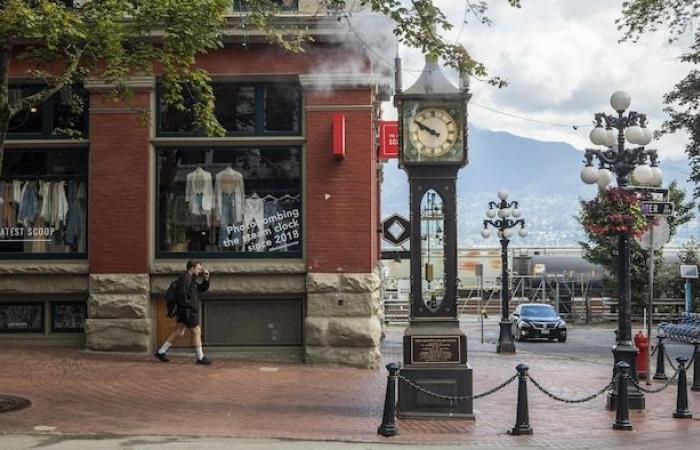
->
[0,338,698,448]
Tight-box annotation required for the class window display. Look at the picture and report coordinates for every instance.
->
[0,149,88,256]
[0,303,44,332]
[158,82,301,136]
[157,146,301,256]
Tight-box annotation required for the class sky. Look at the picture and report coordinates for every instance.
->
[385,0,693,161]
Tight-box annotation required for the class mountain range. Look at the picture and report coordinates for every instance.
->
[381,128,698,248]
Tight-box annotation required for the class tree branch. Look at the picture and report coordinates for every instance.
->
[8,48,84,117]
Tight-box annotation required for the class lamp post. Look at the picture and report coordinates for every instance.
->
[580,91,661,410]
[482,190,527,354]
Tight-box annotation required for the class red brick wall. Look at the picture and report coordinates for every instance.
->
[305,89,379,273]
[88,91,151,273]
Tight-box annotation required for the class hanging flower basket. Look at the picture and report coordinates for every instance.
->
[581,188,650,237]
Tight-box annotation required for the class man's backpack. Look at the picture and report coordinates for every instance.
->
[165,278,180,318]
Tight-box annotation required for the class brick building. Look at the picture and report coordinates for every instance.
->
[0,1,394,368]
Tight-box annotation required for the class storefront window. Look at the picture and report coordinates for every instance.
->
[0,149,88,257]
[7,85,88,139]
[51,302,87,332]
[157,146,301,257]
[157,82,301,136]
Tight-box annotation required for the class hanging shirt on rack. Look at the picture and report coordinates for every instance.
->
[1,182,17,227]
[51,181,69,227]
[12,180,22,205]
[17,181,40,226]
[65,181,82,249]
[185,168,214,216]
[243,195,265,251]
[215,168,245,223]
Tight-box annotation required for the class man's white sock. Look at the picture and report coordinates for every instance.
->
[158,341,172,354]
[195,346,204,360]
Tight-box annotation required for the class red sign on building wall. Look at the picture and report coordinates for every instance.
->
[379,120,399,159]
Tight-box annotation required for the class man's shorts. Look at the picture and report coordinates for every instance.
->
[176,307,199,329]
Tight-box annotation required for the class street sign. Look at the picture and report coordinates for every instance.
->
[640,201,673,216]
[680,265,698,279]
[382,214,410,246]
[636,217,670,251]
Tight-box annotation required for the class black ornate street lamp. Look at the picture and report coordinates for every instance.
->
[580,91,662,410]
[482,190,527,354]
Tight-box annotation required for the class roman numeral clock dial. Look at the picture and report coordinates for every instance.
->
[405,106,462,162]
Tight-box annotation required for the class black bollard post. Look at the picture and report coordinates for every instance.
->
[673,357,693,419]
[378,362,400,436]
[509,363,533,435]
[612,361,633,430]
[692,341,700,392]
[653,336,668,381]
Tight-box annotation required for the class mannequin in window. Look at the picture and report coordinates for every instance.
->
[215,166,244,250]
[185,167,213,251]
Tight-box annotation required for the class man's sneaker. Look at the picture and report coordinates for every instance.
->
[154,352,169,362]
[196,356,212,365]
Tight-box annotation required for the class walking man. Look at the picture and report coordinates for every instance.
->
[154,260,212,365]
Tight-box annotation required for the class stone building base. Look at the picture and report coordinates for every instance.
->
[85,274,151,352]
[304,272,382,369]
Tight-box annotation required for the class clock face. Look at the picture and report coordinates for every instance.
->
[408,107,459,158]
[402,103,465,163]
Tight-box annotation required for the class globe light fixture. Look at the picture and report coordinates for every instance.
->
[503,228,514,239]
[481,228,492,239]
[633,164,653,184]
[597,168,614,187]
[606,129,616,147]
[590,126,608,146]
[610,90,631,113]
[486,208,497,218]
[581,165,600,184]
[640,127,653,146]
[497,189,509,201]
[518,227,528,238]
[650,166,663,185]
[512,207,522,218]
[498,207,511,218]
[626,125,643,145]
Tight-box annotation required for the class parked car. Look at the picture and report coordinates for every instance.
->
[510,304,567,342]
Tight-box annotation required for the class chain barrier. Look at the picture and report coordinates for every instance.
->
[629,368,680,394]
[397,374,517,403]
[527,374,617,404]
[665,352,695,371]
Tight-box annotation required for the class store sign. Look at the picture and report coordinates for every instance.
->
[0,226,56,242]
[379,121,399,159]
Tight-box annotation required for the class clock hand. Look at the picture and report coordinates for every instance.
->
[414,120,441,137]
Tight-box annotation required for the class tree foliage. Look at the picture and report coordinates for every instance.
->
[618,1,700,206]
[578,181,695,310]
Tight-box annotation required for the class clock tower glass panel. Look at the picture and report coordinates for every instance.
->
[420,190,445,312]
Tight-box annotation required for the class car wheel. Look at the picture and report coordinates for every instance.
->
[558,336,567,343]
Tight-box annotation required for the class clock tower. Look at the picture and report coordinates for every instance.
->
[395,56,473,418]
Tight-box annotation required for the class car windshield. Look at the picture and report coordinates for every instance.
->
[521,306,558,319]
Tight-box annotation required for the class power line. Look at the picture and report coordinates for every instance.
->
[470,102,592,130]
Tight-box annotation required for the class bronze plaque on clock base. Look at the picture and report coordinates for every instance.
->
[398,321,474,419]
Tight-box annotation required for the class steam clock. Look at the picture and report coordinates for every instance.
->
[395,57,473,418]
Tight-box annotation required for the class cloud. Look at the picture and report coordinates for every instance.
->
[391,0,692,161]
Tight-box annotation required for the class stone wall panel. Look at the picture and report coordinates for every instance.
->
[88,293,149,319]
[84,319,150,352]
[90,274,150,294]
[304,346,381,369]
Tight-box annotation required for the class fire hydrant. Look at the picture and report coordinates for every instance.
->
[635,331,649,379]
